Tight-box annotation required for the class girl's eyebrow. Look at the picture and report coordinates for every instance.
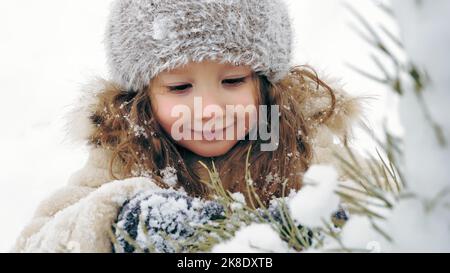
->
[162,70,188,75]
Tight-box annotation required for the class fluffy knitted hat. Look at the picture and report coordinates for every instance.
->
[105,0,293,92]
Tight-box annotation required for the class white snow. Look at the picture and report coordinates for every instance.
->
[387,0,450,252]
[211,223,290,253]
[0,0,111,252]
[160,166,178,187]
[333,215,387,252]
[288,165,341,228]
[230,192,246,211]
[152,15,176,41]
[392,0,450,199]
[135,192,191,248]
[336,0,450,253]
[114,188,225,253]
[386,198,450,252]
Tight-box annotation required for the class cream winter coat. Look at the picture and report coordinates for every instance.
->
[11,78,364,253]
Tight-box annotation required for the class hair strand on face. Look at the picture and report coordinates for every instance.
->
[89,65,338,207]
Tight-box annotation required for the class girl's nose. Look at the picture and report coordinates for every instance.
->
[201,89,222,106]
[202,102,225,123]
[195,89,227,123]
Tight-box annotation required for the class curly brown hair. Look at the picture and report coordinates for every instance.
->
[88,65,337,208]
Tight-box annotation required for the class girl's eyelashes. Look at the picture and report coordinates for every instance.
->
[168,84,192,93]
[222,76,248,86]
[166,76,249,94]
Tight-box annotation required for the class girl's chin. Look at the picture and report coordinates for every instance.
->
[179,139,238,158]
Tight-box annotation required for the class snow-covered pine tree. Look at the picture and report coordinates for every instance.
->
[337,0,450,251]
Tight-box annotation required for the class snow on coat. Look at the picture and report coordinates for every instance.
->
[11,76,363,253]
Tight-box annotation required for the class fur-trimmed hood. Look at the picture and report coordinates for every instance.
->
[11,74,365,253]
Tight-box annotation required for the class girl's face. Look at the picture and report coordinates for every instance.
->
[149,60,258,157]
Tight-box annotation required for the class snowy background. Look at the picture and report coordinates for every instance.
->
[0,0,399,252]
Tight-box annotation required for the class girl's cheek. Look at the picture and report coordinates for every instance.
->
[229,87,258,111]
[153,99,184,134]
[225,84,258,105]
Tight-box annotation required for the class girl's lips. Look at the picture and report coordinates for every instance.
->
[190,122,235,137]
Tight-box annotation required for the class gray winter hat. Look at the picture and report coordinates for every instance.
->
[105,0,293,92]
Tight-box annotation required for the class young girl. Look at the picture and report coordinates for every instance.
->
[12,0,362,253]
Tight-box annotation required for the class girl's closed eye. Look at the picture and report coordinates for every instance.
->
[222,76,248,87]
[166,76,249,94]
[167,84,192,93]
